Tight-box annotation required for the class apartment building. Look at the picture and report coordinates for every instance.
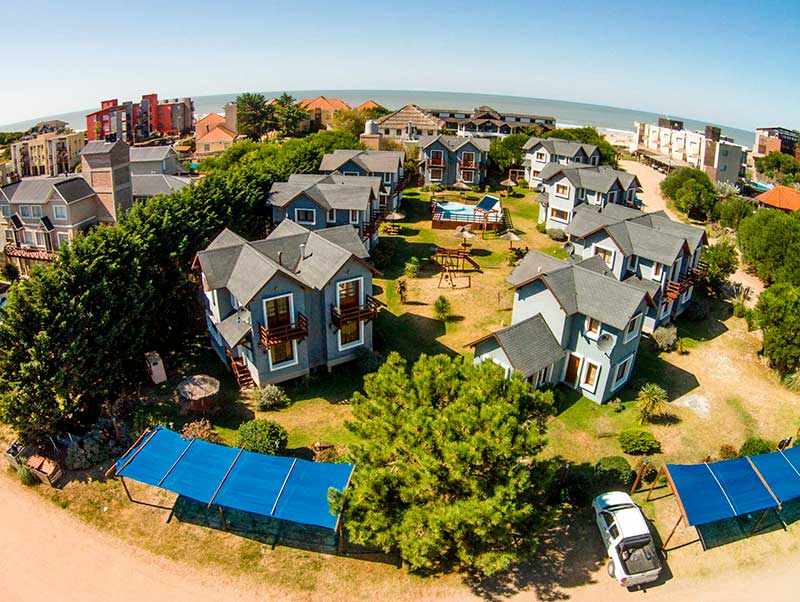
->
[635,118,747,185]
[425,105,556,138]
[523,136,600,185]
[753,127,800,160]
[418,135,491,187]
[86,94,194,143]
[470,251,652,404]
[10,132,86,177]
[319,149,405,210]
[372,105,445,142]
[195,220,380,387]
[298,97,350,131]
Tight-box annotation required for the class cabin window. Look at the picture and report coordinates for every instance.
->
[53,204,68,220]
[340,319,360,346]
[652,262,663,280]
[585,317,601,339]
[582,361,600,393]
[0,205,10,217]
[350,210,360,224]
[461,170,474,183]
[534,366,549,388]
[462,151,475,167]
[383,172,392,184]
[270,340,294,366]
[35,231,46,247]
[555,184,569,197]
[535,151,545,161]
[626,255,638,272]
[327,209,336,223]
[624,313,643,343]
[295,208,315,225]
[550,208,569,222]
[430,150,443,164]
[626,189,634,203]
[607,191,616,204]
[4,229,14,243]
[430,168,443,181]
[612,355,635,391]
[57,232,70,249]
[264,294,297,368]
[594,246,614,268]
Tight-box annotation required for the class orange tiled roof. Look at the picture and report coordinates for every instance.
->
[299,96,351,111]
[355,100,383,112]
[196,125,237,143]
[756,185,800,212]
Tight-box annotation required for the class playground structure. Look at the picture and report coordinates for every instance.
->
[429,246,481,288]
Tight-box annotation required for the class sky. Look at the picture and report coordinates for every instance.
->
[1,0,798,131]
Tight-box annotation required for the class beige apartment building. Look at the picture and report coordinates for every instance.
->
[10,131,85,177]
[634,118,747,186]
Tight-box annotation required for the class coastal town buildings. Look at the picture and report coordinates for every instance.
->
[195,220,379,387]
[299,96,350,131]
[10,132,86,177]
[523,137,600,186]
[753,127,799,160]
[470,251,652,404]
[319,149,404,210]
[755,185,800,212]
[425,105,556,137]
[27,120,69,136]
[537,163,641,230]
[86,94,194,143]
[372,105,445,142]
[129,146,188,176]
[419,135,490,187]
[267,173,385,250]
[354,100,384,112]
[194,104,239,160]
[634,118,747,185]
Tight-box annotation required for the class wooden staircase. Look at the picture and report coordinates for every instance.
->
[226,349,254,389]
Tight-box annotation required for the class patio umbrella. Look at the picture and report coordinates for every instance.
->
[500,177,517,197]
[499,230,521,250]
[384,211,406,221]
[453,180,470,200]
[454,227,476,249]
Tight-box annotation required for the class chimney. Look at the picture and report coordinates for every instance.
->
[299,243,306,260]
[277,251,282,266]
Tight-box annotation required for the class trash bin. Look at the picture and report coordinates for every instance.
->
[145,351,167,384]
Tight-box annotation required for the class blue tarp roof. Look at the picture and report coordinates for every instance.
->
[667,447,800,526]
[115,426,354,530]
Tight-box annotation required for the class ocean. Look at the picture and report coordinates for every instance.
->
[0,89,756,148]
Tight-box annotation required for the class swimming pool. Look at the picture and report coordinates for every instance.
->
[434,198,503,223]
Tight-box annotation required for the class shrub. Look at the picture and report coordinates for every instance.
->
[607,398,624,413]
[618,429,661,455]
[634,459,659,483]
[16,462,38,486]
[685,297,709,321]
[546,228,567,242]
[314,445,341,463]
[701,240,738,296]
[636,383,668,425]
[559,464,595,506]
[356,347,384,373]
[395,279,408,304]
[236,419,288,455]
[652,325,678,351]
[718,444,739,460]
[371,239,396,269]
[181,418,221,443]
[594,455,634,487]
[739,436,775,457]
[65,418,133,470]
[252,384,289,411]
[404,256,420,279]
[1,263,19,282]
[783,371,800,392]
[536,221,547,234]
[507,252,516,266]
[433,295,452,322]
[676,338,689,355]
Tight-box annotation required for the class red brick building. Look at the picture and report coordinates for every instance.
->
[86,94,194,143]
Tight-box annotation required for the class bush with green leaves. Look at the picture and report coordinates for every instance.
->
[755,283,800,374]
[618,428,661,455]
[252,384,289,411]
[371,239,396,270]
[636,383,668,425]
[65,418,133,470]
[536,221,547,234]
[701,240,738,296]
[594,455,634,488]
[404,256,420,279]
[652,325,678,352]
[607,398,624,413]
[236,419,288,455]
[547,228,567,242]
[16,462,38,486]
[1,263,19,282]
[718,444,739,460]
[739,436,775,457]
[433,295,452,322]
[738,209,800,286]
[181,418,221,443]
[716,194,754,230]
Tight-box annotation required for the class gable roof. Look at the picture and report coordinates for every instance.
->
[508,251,650,329]
[319,149,404,174]
[267,173,379,211]
[375,104,445,132]
[131,174,191,198]
[756,186,800,212]
[418,134,491,153]
[129,146,175,162]
[468,314,565,379]
[355,100,383,112]
[196,125,236,144]
[81,139,126,156]
[0,176,95,205]
[523,136,598,157]
[540,163,639,193]
[299,96,350,112]
[196,223,370,304]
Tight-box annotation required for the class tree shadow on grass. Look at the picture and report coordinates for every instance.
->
[374,309,452,361]
[676,298,732,343]
[171,496,400,567]
[624,344,700,402]
[649,412,682,426]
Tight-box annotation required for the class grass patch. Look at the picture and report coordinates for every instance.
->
[725,397,758,437]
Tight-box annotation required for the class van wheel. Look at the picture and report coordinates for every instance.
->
[607,561,615,578]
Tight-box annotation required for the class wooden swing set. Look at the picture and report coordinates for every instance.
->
[430,247,481,288]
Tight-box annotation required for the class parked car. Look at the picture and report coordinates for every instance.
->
[592,491,662,587]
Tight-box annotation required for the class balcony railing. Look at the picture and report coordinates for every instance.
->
[258,312,309,348]
[664,261,707,301]
[330,295,384,329]
[428,157,446,167]
[459,160,478,170]
[3,243,54,261]
[362,206,390,237]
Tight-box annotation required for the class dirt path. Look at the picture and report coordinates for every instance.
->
[618,159,675,219]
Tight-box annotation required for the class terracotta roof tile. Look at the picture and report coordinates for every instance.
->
[756,186,800,212]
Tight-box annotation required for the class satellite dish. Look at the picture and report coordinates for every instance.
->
[597,333,614,353]
[563,241,574,256]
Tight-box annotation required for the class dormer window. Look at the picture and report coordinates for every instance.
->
[555,183,569,197]
[535,151,545,161]
[295,208,315,225]
[624,313,643,343]
[585,316,602,340]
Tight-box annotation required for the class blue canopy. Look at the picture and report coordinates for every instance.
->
[667,447,800,526]
[115,426,354,530]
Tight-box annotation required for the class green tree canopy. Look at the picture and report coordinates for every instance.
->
[755,151,800,185]
[541,127,618,168]
[700,239,738,296]
[737,209,800,285]
[488,133,529,175]
[755,283,800,374]
[659,167,715,201]
[674,178,718,220]
[716,194,754,230]
[235,92,275,141]
[362,106,391,120]
[344,352,556,574]
[273,93,307,137]
[331,108,367,139]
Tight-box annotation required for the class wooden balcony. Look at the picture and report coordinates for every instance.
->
[428,157,446,167]
[362,206,390,237]
[665,261,707,301]
[258,312,309,348]
[459,161,478,170]
[4,243,55,262]
[330,295,384,329]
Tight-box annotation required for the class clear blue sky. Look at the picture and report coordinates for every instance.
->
[2,0,798,131]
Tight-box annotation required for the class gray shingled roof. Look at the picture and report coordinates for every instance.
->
[131,174,190,198]
[418,134,491,153]
[523,136,598,158]
[506,250,567,287]
[0,176,95,204]
[267,174,379,211]
[129,146,174,162]
[319,149,404,174]
[196,222,369,304]
[630,212,706,250]
[540,164,639,193]
[565,204,643,238]
[508,251,649,329]
[81,140,124,155]
[489,314,565,378]
[217,310,252,347]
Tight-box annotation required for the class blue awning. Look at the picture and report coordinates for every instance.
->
[667,447,800,527]
[115,426,354,530]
